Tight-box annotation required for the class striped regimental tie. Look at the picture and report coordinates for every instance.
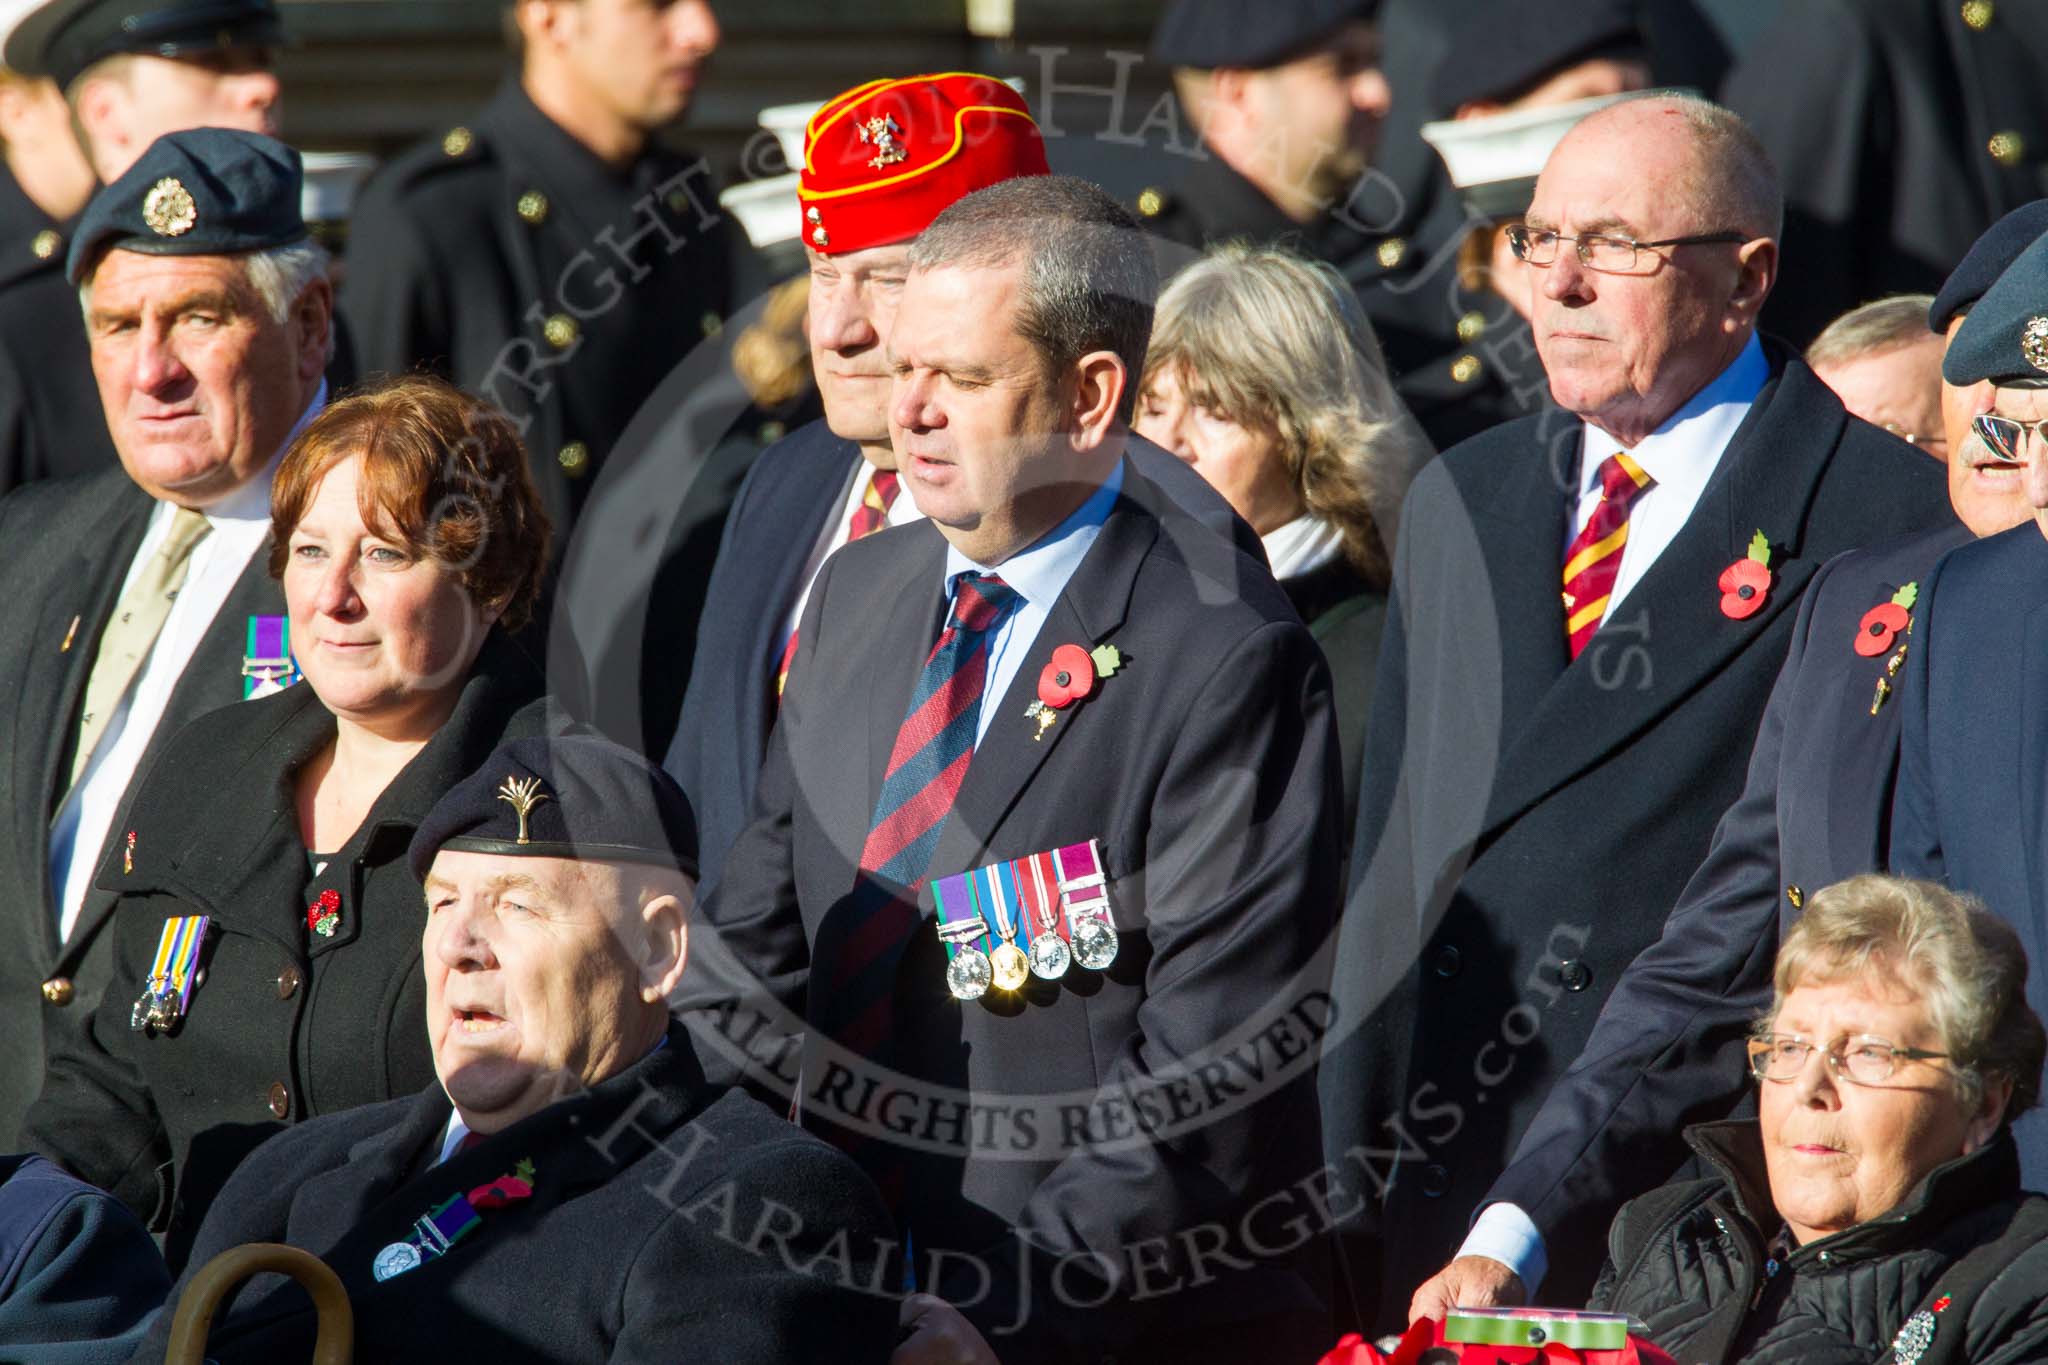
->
[776,467,901,703]
[1561,452,1654,659]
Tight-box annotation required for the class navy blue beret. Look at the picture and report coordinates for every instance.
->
[1431,0,1645,114]
[408,735,700,883]
[5,0,282,90]
[1928,199,2048,335]
[1151,0,1378,70]
[68,127,304,284]
[1941,228,2048,387]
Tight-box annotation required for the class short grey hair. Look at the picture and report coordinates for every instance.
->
[1805,294,1941,371]
[908,175,1158,422]
[80,238,334,356]
[1766,874,2046,1116]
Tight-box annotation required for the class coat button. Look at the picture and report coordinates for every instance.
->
[276,964,303,1000]
[516,189,549,224]
[1456,310,1487,342]
[543,313,579,349]
[558,442,590,477]
[1989,130,2027,167]
[441,126,473,158]
[1451,354,1482,384]
[1786,885,1803,909]
[40,977,73,1006]
[1420,1163,1451,1197]
[30,229,59,260]
[1377,237,1407,269]
[1559,959,1593,992]
[1433,945,1463,978]
[266,1082,290,1119]
[1962,0,1994,29]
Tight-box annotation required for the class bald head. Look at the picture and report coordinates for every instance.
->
[1561,95,1783,242]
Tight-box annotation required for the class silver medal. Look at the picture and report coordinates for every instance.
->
[1028,932,1071,980]
[373,1241,422,1282]
[1072,918,1119,970]
[946,945,993,1001]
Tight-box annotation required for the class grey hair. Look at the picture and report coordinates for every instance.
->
[1142,242,1433,585]
[1765,874,2046,1116]
[1582,93,1783,241]
[80,238,334,358]
[907,175,1158,422]
[1805,294,1941,371]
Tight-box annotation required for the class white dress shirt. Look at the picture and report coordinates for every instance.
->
[781,457,924,642]
[1460,337,1770,1294]
[1563,334,1769,628]
[48,385,327,940]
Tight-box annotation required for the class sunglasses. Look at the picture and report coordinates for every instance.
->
[1972,412,2048,464]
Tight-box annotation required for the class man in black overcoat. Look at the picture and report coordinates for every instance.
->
[1318,94,1956,1328]
[131,734,899,1365]
[1402,208,2048,1318]
[0,128,327,1146]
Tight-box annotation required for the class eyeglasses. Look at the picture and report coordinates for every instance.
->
[1506,224,1748,274]
[1971,412,2048,464]
[1747,1032,1951,1086]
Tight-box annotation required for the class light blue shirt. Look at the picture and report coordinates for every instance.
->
[940,458,1124,749]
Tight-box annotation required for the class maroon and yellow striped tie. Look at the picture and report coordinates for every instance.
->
[1562,452,1653,658]
[776,468,902,702]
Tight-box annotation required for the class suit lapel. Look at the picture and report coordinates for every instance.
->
[862,535,948,807]
[1482,363,1840,837]
[1465,442,1574,752]
[747,431,866,723]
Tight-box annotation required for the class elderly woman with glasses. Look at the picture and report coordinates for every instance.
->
[1588,874,2048,1363]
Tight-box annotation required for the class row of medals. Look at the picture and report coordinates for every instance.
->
[939,908,1118,1001]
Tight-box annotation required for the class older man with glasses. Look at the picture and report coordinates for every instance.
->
[1321,93,1957,1329]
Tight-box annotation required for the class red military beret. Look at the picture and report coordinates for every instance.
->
[798,72,1050,256]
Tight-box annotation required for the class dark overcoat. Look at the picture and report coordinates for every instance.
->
[127,1024,899,1365]
[0,173,112,497]
[0,471,287,1146]
[24,632,546,1271]
[1319,348,1955,1322]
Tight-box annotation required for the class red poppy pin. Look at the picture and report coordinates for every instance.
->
[123,831,136,876]
[1718,531,1774,620]
[306,888,341,938]
[1854,581,1918,657]
[1024,643,1122,741]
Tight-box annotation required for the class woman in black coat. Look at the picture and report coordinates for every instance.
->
[1591,875,2048,1365]
[24,376,553,1271]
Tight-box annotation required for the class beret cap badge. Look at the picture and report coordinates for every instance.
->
[2024,317,2048,375]
[142,177,197,237]
[495,775,550,844]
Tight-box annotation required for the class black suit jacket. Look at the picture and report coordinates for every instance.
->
[1891,521,2048,1185]
[128,1024,898,1365]
[1479,523,1970,1297]
[664,417,1266,898]
[1319,349,1956,1323]
[695,460,1341,1363]
[0,470,286,1146]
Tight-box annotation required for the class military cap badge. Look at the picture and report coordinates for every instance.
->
[859,115,907,169]
[2023,317,2048,375]
[495,776,549,844]
[141,177,197,237]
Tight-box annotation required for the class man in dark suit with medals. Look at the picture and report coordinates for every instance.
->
[132,735,899,1364]
[697,175,1342,1364]
[0,128,328,1144]
[1403,205,2048,1320]
[1891,220,2048,1189]
[1318,94,1956,1328]
[664,71,1257,896]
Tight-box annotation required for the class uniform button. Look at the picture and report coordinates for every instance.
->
[1962,0,1994,29]
[1786,884,1803,909]
[40,977,73,1006]
[1377,237,1408,269]
[30,229,59,260]
[441,126,473,158]
[1989,130,2027,167]
[557,442,590,477]
[1420,1163,1451,1197]
[811,225,830,247]
[543,313,579,349]
[1451,354,1483,384]
[758,420,787,444]
[516,189,549,225]
[1136,187,1165,218]
[1817,1250,1833,1266]
[1433,945,1462,978]
[276,964,303,1000]
[266,1082,290,1119]
[700,310,723,338]
[1559,959,1593,993]
[1456,309,1487,342]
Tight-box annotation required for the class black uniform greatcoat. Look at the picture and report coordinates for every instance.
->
[1479,523,1970,1300]
[699,460,1342,1363]
[663,417,1265,898]
[0,470,286,1147]
[128,1023,900,1365]
[23,631,547,1271]
[1318,348,1955,1324]
[0,172,112,497]
[340,78,763,545]
[1891,521,2048,1185]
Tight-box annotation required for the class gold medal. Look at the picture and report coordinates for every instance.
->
[990,941,1029,991]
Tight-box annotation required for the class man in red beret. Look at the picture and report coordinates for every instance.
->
[665,71,1254,904]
